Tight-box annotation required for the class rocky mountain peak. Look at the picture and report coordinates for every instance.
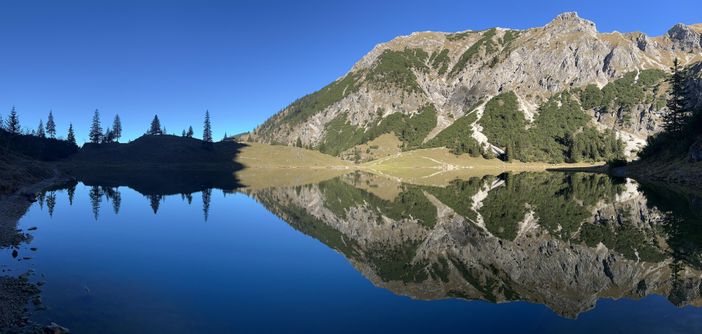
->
[544,11,597,34]
[667,23,702,51]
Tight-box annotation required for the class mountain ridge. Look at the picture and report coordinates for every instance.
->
[250,12,702,163]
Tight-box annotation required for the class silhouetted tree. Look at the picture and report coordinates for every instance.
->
[36,120,46,138]
[5,106,20,135]
[148,194,163,214]
[185,193,193,204]
[664,58,691,135]
[67,182,76,205]
[38,192,45,209]
[186,126,194,138]
[148,115,163,135]
[46,191,56,217]
[203,111,212,143]
[89,185,102,220]
[105,187,121,214]
[67,124,76,145]
[103,127,115,143]
[112,114,122,142]
[89,109,103,144]
[181,129,186,137]
[46,111,56,138]
[202,188,212,221]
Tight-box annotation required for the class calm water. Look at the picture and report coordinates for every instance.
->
[3,171,702,333]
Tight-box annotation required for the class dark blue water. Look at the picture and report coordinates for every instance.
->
[4,173,702,333]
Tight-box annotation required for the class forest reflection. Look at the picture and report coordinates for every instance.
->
[35,180,228,222]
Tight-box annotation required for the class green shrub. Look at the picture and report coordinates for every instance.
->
[367,48,429,93]
[449,28,497,77]
[423,111,481,155]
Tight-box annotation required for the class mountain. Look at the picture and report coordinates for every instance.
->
[250,12,702,163]
[245,172,702,318]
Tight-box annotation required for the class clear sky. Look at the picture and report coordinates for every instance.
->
[1,0,700,142]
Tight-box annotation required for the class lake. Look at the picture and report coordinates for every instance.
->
[3,171,702,333]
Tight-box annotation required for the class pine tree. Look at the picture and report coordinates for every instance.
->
[112,114,122,142]
[148,115,163,135]
[89,109,103,143]
[181,129,187,137]
[103,127,115,143]
[46,110,56,138]
[203,111,212,143]
[505,143,514,162]
[6,106,20,135]
[186,126,194,138]
[37,120,46,138]
[664,58,690,136]
[67,123,76,145]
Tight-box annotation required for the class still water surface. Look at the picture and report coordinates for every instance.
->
[3,171,702,333]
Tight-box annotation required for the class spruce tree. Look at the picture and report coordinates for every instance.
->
[67,123,76,145]
[6,106,20,135]
[182,129,187,137]
[203,111,212,143]
[148,115,163,135]
[37,120,46,138]
[103,127,114,143]
[46,110,56,138]
[112,114,122,142]
[505,143,513,162]
[664,58,690,135]
[186,126,194,138]
[89,109,103,143]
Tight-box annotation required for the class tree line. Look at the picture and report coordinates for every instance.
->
[1,107,216,146]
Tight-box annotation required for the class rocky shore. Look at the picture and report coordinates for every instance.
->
[0,167,72,333]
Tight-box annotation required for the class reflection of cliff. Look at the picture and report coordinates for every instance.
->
[245,172,702,318]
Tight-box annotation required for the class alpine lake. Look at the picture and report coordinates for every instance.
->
[3,168,702,333]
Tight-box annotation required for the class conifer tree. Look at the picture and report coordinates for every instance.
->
[112,114,122,142]
[46,110,56,138]
[664,58,690,135]
[148,115,163,135]
[6,106,20,135]
[89,109,103,143]
[37,120,46,138]
[67,123,76,145]
[103,127,115,143]
[203,111,212,143]
[186,126,194,138]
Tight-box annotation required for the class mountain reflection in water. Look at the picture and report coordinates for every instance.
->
[243,171,702,318]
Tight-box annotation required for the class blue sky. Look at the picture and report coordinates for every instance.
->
[1,0,700,142]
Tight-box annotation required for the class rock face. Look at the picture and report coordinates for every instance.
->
[251,12,702,161]
[245,172,702,318]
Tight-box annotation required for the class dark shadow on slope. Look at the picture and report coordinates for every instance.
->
[62,135,247,194]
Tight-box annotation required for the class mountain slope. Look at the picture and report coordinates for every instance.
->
[251,12,702,163]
